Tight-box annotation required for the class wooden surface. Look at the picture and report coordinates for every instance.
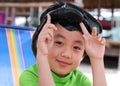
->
[0,2,53,8]
[106,40,120,47]
[105,40,120,58]
[105,47,120,57]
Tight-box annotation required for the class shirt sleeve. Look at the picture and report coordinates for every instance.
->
[19,65,38,86]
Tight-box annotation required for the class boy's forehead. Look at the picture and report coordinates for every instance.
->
[54,22,82,33]
[54,24,83,40]
[55,23,82,34]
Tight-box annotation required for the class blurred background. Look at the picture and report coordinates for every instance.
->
[0,0,120,86]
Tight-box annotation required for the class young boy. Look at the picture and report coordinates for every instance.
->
[19,2,107,86]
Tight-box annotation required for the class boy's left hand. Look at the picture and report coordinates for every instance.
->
[80,23,106,60]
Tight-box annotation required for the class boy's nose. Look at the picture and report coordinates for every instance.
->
[61,48,72,59]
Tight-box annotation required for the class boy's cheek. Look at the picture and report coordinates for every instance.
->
[48,46,58,56]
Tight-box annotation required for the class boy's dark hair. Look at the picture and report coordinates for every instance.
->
[32,2,103,56]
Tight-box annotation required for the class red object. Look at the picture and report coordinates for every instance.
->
[0,12,5,24]
[99,20,116,30]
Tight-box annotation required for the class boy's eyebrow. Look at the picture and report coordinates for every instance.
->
[54,34,65,39]
[74,40,83,45]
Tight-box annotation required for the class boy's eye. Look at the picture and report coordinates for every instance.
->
[73,46,81,50]
[55,41,63,46]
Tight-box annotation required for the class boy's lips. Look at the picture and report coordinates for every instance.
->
[56,59,72,67]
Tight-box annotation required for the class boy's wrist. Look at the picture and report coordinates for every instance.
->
[36,52,48,63]
[89,57,104,64]
[37,52,48,58]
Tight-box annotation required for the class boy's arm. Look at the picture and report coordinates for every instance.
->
[80,23,107,86]
[37,54,55,86]
[36,14,57,86]
[90,58,106,86]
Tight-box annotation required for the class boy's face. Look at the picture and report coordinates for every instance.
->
[48,23,85,77]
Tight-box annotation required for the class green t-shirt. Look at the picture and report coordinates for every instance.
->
[19,64,92,86]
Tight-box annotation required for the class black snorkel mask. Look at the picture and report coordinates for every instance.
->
[32,2,103,56]
[49,5,84,32]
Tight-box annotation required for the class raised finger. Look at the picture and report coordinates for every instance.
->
[91,27,97,36]
[96,34,102,41]
[46,14,51,24]
[80,22,89,35]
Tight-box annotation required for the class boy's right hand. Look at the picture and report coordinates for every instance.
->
[37,14,57,56]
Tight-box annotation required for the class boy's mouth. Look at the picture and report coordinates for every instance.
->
[56,59,72,67]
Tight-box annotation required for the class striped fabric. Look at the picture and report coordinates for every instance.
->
[0,25,36,86]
